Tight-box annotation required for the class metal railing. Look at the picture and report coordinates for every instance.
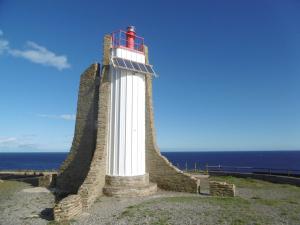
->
[111,30,144,53]
[174,162,300,177]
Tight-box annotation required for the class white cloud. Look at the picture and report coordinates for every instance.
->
[8,41,71,70]
[0,136,37,149]
[59,114,76,120]
[0,137,17,145]
[37,114,76,121]
[0,134,72,152]
[0,39,9,54]
[0,30,70,70]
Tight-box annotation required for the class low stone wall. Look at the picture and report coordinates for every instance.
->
[209,181,236,197]
[209,171,300,187]
[0,171,56,188]
[54,194,82,222]
[38,174,56,187]
[0,171,56,179]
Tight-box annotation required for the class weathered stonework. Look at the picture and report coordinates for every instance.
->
[209,181,236,197]
[54,35,112,221]
[105,173,150,186]
[78,34,112,208]
[56,63,100,194]
[38,174,55,187]
[54,195,83,222]
[103,174,157,197]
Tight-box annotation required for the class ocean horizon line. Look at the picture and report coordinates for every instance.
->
[0,149,300,153]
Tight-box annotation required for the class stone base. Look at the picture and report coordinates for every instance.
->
[103,173,157,197]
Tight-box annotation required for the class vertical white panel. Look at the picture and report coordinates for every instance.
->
[110,69,116,175]
[131,75,137,175]
[137,74,145,174]
[114,69,120,175]
[125,74,133,175]
[118,71,126,175]
[140,75,146,173]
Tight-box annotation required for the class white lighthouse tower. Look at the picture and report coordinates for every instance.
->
[104,26,157,196]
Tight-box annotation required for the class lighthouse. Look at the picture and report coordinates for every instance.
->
[103,26,157,196]
[54,26,199,221]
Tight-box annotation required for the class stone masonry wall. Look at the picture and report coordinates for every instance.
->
[209,181,236,197]
[144,46,200,193]
[56,64,100,194]
[77,34,112,208]
[54,35,111,222]
[54,195,83,222]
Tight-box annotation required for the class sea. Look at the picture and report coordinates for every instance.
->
[0,151,299,174]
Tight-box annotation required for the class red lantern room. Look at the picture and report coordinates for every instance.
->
[111,26,144,53]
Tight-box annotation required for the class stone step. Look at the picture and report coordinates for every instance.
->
[103,182,157,197]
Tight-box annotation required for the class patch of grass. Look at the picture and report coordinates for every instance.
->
[119,203,171,225]
[152,216,169,225]
[254,198,281,206]
[120,208,135,218]
[47,221,60,225]
[47,219,75,225]
[118,196,270,225]
[210,176,273,189]
[287,200,298,205]
[119,205,142,218]
[0,180,29,202]
[164,196,250,208]
[251,196,261,200]
[231,218,246,225]
[163,196,199,203]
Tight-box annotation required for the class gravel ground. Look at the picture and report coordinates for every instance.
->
[0,180,55,225]
[73,191,200,225]
[1,176,300,225]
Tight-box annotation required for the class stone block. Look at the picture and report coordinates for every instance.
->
[209,181,236,197]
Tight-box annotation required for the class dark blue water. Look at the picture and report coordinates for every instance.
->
[161,151,300,174]
[0,152,66,170]
[0,151,299,173]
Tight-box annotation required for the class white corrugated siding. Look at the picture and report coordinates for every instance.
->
[107,48,146,176]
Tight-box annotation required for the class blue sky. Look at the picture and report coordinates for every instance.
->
[0,0,299,152]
